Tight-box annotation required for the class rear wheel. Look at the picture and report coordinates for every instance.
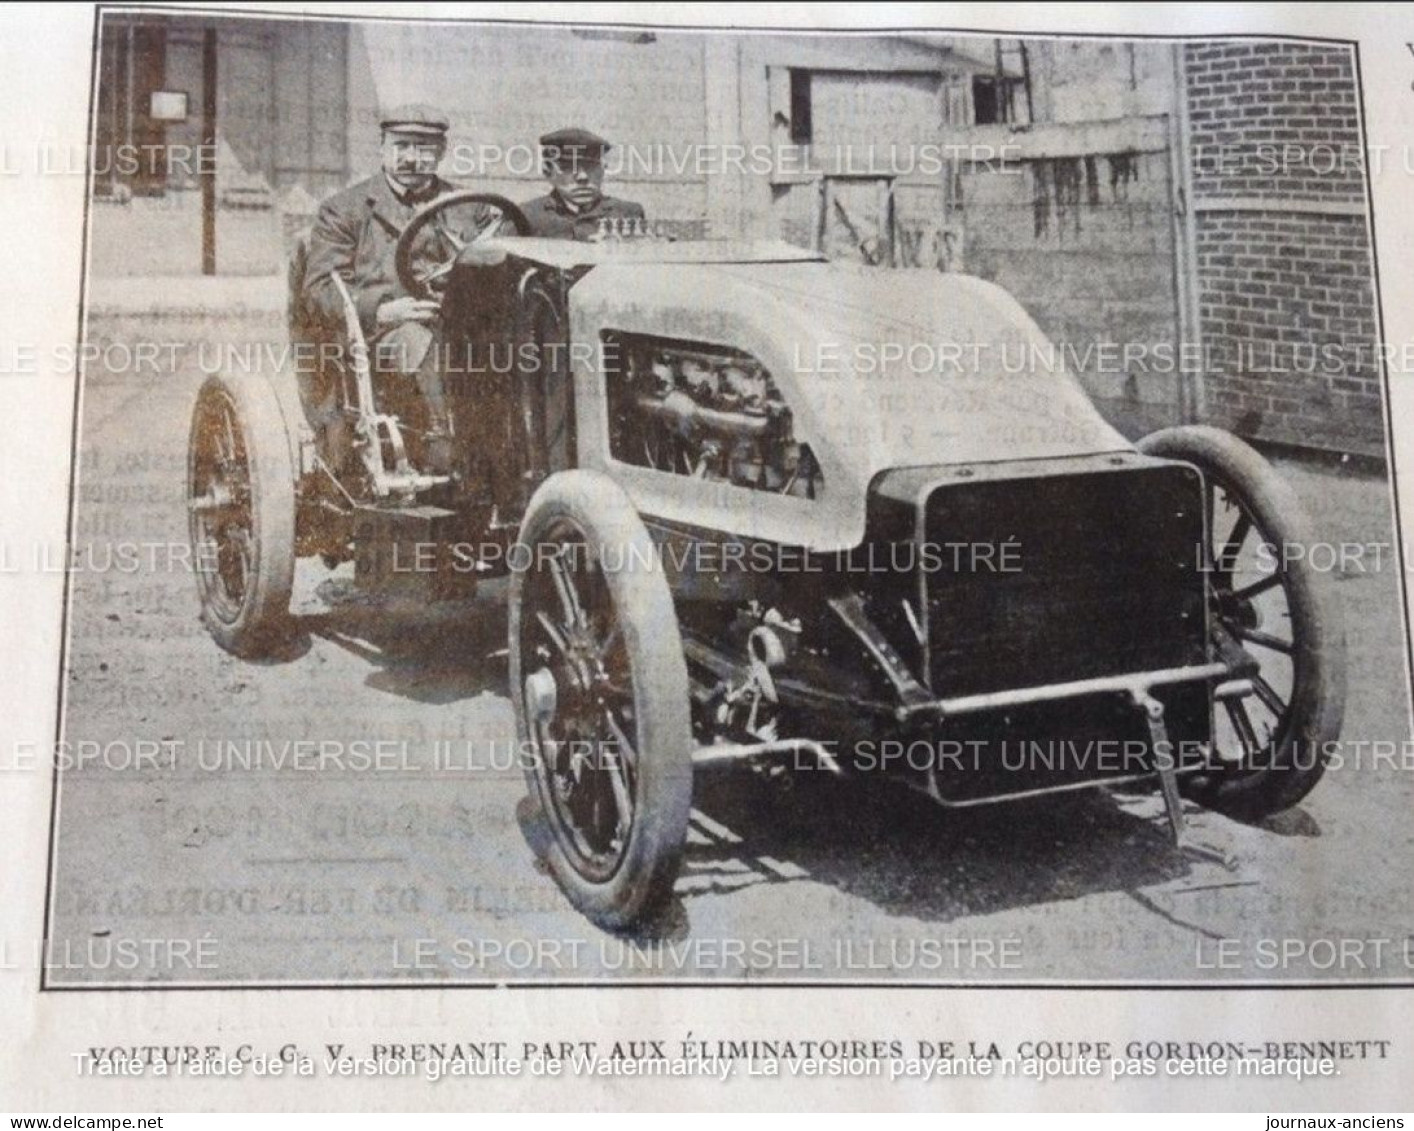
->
[1138,425,1345,818]
[510,470,693,930]
[187,373,297,657]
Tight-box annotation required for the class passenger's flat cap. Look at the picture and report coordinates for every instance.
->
[379,102,450,136]
[539,127,611,158]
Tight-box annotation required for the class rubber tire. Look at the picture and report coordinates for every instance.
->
[188,373,297,658]
[510,469,693,930]
[1137,425,1346,818]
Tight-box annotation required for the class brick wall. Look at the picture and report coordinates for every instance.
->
[1187,41,1365,203]
[1184,41,1383,456]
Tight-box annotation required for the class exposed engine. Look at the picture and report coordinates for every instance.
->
[606,334,824,499]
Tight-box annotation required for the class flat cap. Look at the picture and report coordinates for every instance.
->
[539,126,611,159]
[379,102,450,136]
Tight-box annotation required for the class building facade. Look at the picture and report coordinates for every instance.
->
[85,12,1384,456]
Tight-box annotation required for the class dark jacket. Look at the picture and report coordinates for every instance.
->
[520,192,646,241]
[302,173,492,336]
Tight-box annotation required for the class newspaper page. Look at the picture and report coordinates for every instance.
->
[1,0,1413,1115]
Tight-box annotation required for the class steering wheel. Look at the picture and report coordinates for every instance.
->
[394,191,532,300]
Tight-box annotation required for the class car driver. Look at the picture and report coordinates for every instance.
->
[302,102,495,473]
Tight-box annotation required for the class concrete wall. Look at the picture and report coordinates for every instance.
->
[1026,39,1173,123]
[939,40,1185,438]
[953,119,1182,437]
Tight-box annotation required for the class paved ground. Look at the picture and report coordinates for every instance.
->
[41,299,1414,985]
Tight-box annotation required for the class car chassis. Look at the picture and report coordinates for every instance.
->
[187,193,1347,929]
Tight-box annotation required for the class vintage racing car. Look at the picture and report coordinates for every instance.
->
[186,193,1346,929]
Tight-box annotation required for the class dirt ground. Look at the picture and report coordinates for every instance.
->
[41,323,1414,985]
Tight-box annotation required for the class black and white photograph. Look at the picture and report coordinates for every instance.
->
[39,10,1412,988]
[5,1,1414,1117]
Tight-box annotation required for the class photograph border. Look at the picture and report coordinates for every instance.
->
[38,1,1414,995]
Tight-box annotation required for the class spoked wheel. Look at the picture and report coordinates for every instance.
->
[187,373,296,658]
[1138,425,1346,819]
[510,470,692,930]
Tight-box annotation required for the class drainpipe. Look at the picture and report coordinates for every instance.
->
[1169,41,1203,424]
[201,27,216,275]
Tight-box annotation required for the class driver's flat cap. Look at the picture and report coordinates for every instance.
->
[539,127,611,160]
[379,102,450,137]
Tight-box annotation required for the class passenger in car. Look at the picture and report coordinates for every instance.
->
[520,127,646,241]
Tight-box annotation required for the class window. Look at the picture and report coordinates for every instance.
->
[788,69,813,145]
[972,39,1033,126]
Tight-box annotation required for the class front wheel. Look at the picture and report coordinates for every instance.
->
[1138,425,1346,819]
[187,373,297,657]
[509,470,693,930]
